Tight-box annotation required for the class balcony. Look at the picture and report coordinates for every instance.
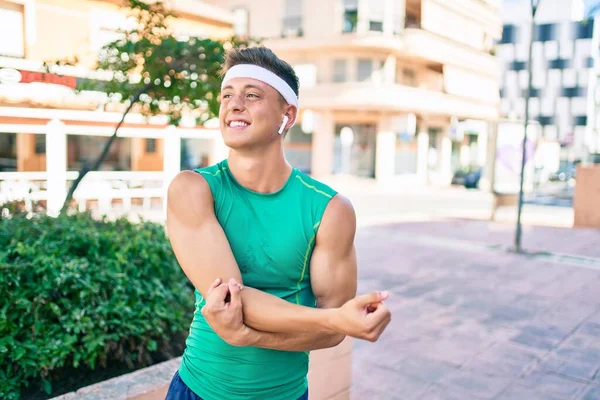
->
[265,29,498,77]
[298,83,499,120]
[402,28,498,77]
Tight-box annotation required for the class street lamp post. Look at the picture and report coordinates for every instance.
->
[515,0,541,253]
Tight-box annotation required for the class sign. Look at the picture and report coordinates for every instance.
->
[492,120,540,194]
[0,67,77,89]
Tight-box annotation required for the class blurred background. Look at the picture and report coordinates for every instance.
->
[1,0,599,223]
[1,0,600,399]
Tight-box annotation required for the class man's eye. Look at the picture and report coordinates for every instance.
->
[247,93,259,98]
[222,94,232,99]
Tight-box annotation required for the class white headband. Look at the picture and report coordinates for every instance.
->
[221,64,299,109]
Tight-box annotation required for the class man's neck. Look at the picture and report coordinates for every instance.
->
[227,144,293,194]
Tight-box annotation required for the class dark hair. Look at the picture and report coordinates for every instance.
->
[221,46,300,98]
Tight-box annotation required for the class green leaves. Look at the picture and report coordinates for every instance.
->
[0,212,194,398]
[79,0,258,126]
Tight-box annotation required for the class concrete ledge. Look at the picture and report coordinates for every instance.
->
[50,339,352,400]
[50,357,180,400]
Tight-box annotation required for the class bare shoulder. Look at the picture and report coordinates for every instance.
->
[318,193,356,243]
[324,194,355,223]
[167,171,214,222]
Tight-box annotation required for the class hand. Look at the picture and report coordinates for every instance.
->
[201,278,249,346]
[330,291,392,342]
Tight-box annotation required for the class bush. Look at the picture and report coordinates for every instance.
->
[0,210,194,399]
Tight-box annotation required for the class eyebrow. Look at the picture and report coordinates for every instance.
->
[221,84,265,92]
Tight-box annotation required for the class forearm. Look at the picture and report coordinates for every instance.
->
[243,326,345,352]
[241,287,337,334]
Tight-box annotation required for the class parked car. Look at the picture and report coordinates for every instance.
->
[549,164,577,182]
[451,166,482,189]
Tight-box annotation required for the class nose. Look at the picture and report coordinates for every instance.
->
[226,93,245,112]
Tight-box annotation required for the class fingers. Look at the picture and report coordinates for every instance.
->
[207,278,222,294]
[367,302,388,313]
[354,291,390,307]
[205,283,230,306]
[364,305,392,342]
[367,303,391,323]
[228,278,243,308]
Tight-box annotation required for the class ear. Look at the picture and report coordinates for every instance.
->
[278,115,289,135]
[278,105,298,135]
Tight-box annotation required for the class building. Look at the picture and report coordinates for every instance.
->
[497,0,599,173]
[0,0,233,215]
[207,0,503,184]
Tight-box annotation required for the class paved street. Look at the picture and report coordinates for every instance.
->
[350,219,600,400]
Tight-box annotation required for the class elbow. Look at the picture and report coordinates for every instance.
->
[328,333,346,348]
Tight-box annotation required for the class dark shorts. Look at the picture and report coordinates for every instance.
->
[165,371,309,400]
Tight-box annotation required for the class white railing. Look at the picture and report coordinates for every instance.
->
[0,171,167,217]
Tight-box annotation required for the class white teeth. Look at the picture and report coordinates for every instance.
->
[229,121,248,127]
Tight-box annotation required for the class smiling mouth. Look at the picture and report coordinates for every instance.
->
[228,121,250,128]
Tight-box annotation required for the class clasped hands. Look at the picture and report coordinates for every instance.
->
[201,278,392,346]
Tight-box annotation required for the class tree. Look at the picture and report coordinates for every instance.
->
[515,0,541,253]
[48,0,254,215]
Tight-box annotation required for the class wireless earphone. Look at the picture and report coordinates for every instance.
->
[278,115,289,135]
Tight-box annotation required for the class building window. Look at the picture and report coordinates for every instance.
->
[35,135,46,155]
[357,59,373,82]
[537,116,554,126]
[283,0,303,36]
[146,138,157,153]
[562,86,587,98]
[573,116,588,126]
[232,8,249,37]
[68,136,131,171]
[0,133,17,171]
[548,58,572,69]
[402,68,417,87]
[0,1,25,58]
[574,20,594,39]
[535,23,556,42]
[509,61,527,71]
[342,0,358,33]
[522,88,542,97]
[369,21,383,32]
[499,24,517,44]
[368,0,385,32]
[586,57,595,68]
[332,59,347,82]
[499,88,505,98]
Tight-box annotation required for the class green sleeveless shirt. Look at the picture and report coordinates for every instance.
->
[178,159,338,400]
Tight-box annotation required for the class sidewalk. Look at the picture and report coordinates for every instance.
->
[320,176,575,229]
[351,218,600,400]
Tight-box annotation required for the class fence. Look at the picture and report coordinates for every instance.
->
[0,171,166,218]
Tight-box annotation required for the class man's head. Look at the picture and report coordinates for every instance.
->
[218,46,299,150]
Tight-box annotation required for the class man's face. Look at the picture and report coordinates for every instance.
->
[219,77,288,150]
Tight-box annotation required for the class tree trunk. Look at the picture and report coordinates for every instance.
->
[59,84,151,215]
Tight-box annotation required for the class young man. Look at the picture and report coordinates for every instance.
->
[166,46,391,400]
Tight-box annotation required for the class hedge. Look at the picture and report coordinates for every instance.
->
[0,207,193,399]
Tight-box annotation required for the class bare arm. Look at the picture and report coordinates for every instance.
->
[239,195,358,351]
[167,171,390,342]
[167,171,334,334]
